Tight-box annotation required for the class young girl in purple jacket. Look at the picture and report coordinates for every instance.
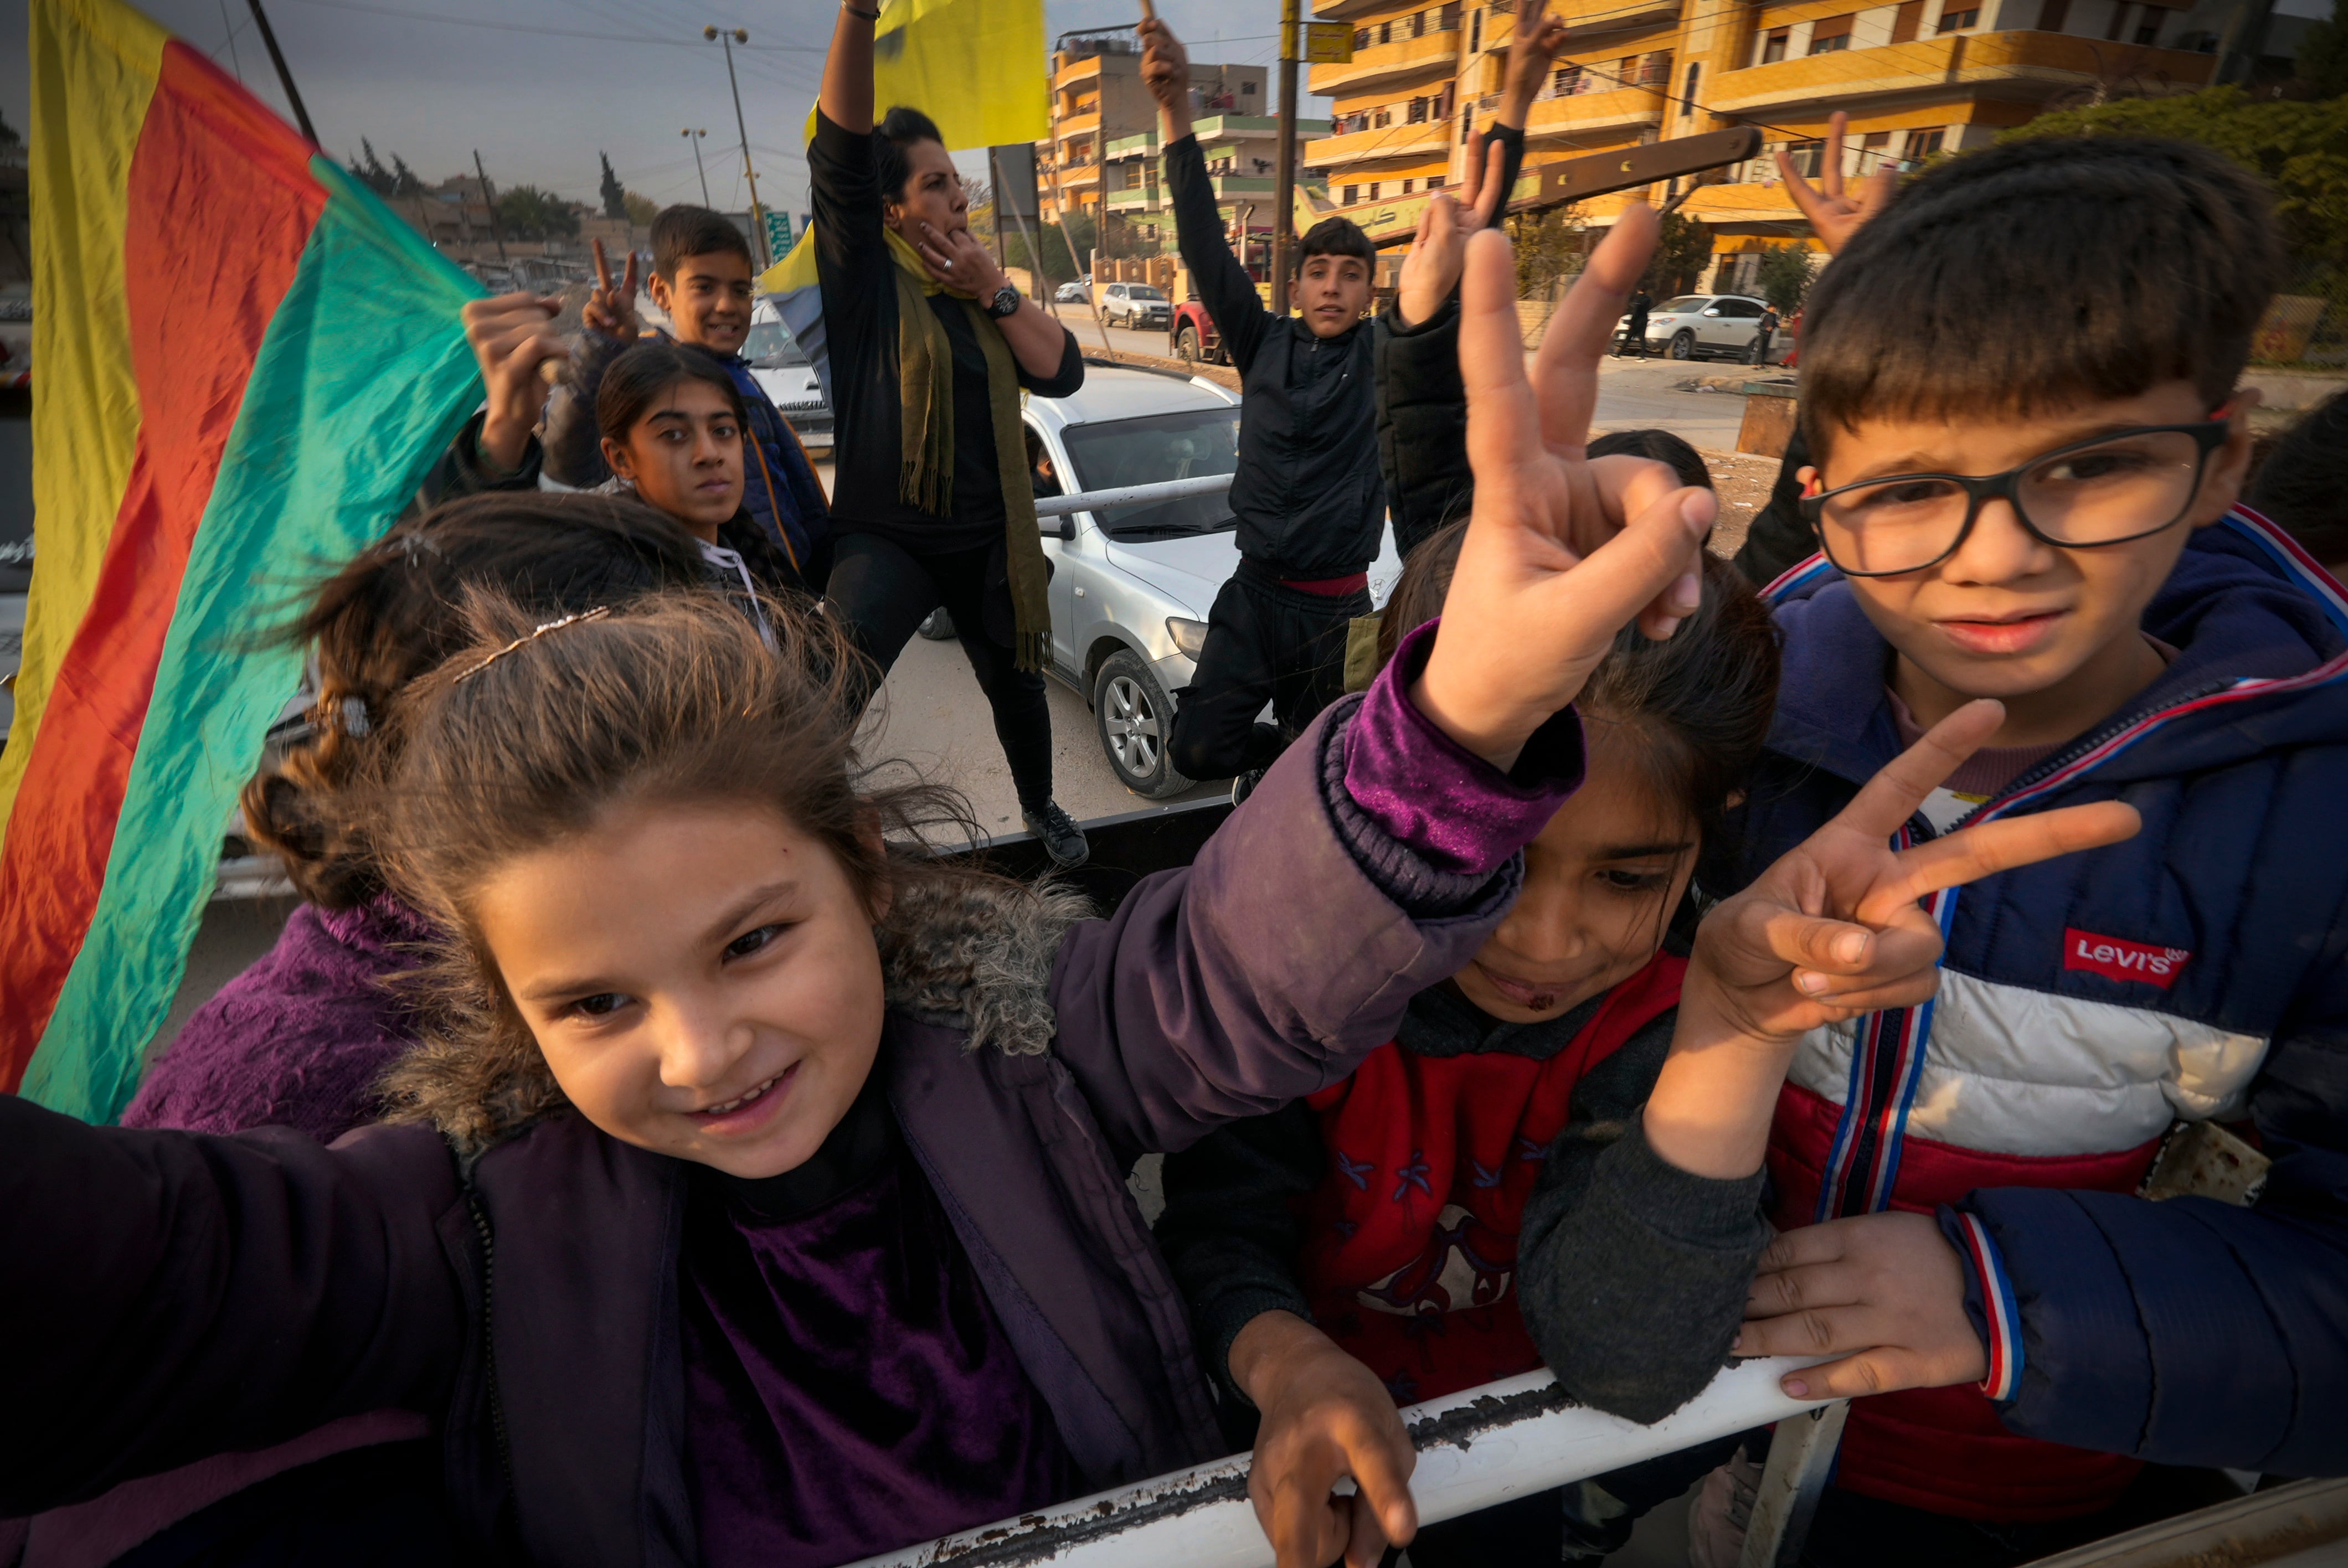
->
[0,212,2132,1568]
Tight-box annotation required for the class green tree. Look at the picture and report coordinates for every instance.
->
[598,152,627,220]
[623,190,661,226]
[1755,244,1816,312]
[496,184,582,241]
[1641,209,1713,296]
[1513,207,1589,297]
[2298,0,2348,99]
[389,154,424,199]
[347,137,396,195]
[2000,88,2348,265]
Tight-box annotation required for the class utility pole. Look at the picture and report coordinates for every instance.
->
[472,148,508,266]
[1269,0,1300,313]
[683,128,712,207]
[704,26,770,269]
[244,0,317,145]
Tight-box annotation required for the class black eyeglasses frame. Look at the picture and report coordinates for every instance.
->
[1797,418,2232,579]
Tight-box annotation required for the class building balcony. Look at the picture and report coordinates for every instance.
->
[1304,118,1453,168]
[1518,83,1669,137]
[1309,27,1462,96]
[1058,161,1103,189]
[1707,29,2213,115]
[1052,55,1106,89]
[1055,109,1102,138]
[1106,187,1163,212]
[1547,0,1680,40]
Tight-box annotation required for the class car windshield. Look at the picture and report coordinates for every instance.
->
[742,318,809,367]
[1126,286,1166,301]
[1658,296,1709,313]
[1059,406,1241,539]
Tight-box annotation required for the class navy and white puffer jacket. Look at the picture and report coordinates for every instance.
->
[1738,511,2348,1520]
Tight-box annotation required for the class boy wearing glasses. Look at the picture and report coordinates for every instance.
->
[1528,136,2348,1563]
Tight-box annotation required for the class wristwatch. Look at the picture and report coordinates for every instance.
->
[986,282,1021,318]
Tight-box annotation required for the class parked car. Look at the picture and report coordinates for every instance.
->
[1170,297,1225,365]
[1027,365,1402,798]
[743,298,833,453]
[1054,278,1090,306]
[1099,282,1172,331]
[1614,293,1772,361]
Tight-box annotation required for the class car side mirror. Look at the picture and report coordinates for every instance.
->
[1703,307,1722,317]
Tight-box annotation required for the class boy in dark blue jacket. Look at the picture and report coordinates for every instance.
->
[543,207,832,587]
[1531,135,2348,1565]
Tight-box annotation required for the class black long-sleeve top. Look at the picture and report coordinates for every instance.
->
[809,111,1083,554]
[1166,132,1384,578]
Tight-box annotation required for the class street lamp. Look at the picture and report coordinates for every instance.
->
[682,127,711,207]
[703,25,770,268]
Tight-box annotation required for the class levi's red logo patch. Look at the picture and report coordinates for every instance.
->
[2065,928,2191,989]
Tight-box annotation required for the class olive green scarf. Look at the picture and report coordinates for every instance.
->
[887,228,1052,673]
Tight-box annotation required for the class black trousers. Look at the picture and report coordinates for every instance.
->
[1168,561,1370,782]
[827,531,1055,812]
[1620,318,1649,357]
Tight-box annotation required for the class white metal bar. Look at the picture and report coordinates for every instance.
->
[1738,1398,1850,1568]
[842,1357,1830,1568]
[1032,472,1234,520]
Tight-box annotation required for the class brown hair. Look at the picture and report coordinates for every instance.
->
[1374,520,1780,850]
[365,589,985,1147]
[595,339,749,448]
[650,203,754,279]
[1799,135,2283,461]
[243,493,712,908]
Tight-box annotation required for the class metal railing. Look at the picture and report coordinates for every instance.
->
[1033,471,1234,523]
[842,1358,1837,1568]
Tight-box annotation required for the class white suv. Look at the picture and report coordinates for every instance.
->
[1616,294,1773,361]
[1100,282,1172,331]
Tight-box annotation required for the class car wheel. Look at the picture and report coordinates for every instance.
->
[1176,324,1201,364]
[1669,331,1695,360]
[1094,649,1192,800]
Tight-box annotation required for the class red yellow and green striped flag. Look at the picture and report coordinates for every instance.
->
[1,0,486,1122]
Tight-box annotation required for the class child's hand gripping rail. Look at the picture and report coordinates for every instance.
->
[837,1357,1835,1568]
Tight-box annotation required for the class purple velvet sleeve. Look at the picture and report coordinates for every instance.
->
[1342,617,1585,879]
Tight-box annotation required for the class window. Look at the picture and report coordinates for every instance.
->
[1681,62,1700,115]
[1783,138,1824,178]
[1402,178,1415,193]
[1714,298,1762,317]
[1356,27,1372,46]
[1378,20,1392,43]
[2133,19,2160,42]
[1555,63,1583,94]
[1244,80,1257,93]
[1407,95,1429,122]
[1891,0,1925,41]
[1369,181,1382,199]
[1905,126,1944,161]
[1809,15,1854,51]
[1343,183,1360,203]
[1937,7,1978,30]
[1470,8,1483,50]
[1760,28,1789,61]
[2038,0,2070,29]
[1427,174,1446,189]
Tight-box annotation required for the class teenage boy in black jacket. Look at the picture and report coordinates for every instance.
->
[1141,17,1385,798]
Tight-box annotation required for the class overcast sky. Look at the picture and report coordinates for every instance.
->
[0,0,1328,221]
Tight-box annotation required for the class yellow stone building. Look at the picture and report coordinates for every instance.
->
[1304,0,2223,286]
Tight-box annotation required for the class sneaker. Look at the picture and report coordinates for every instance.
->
[1230,767,1266,808]
[1022,800,1089,869]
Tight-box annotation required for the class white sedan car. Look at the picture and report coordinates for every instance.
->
[1616,293,1772,361]
[1027,365,1402,797]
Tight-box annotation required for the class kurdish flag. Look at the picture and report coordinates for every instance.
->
[1,0,485,1122]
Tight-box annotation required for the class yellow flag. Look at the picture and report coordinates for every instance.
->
[803,0,1047,151]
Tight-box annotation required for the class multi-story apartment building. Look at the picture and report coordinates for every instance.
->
[1306,0,2223,284]
[1098,110,1333,259]
[1039,35,1321,262]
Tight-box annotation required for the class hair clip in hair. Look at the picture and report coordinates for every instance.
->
[339,695,372,736]
[451,606,612,684]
